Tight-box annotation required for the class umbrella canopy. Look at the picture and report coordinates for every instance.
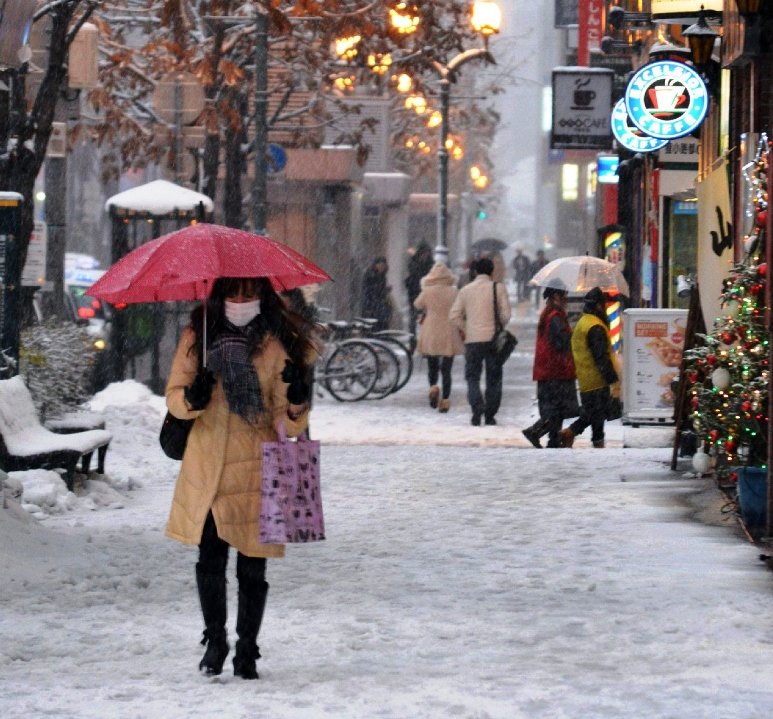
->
[528,255,629,296]
[471,237,508,253]
[87,223,332,304]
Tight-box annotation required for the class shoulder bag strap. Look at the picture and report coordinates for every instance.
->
[492,282,502,332]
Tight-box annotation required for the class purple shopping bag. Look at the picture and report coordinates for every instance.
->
[260,422,325,544]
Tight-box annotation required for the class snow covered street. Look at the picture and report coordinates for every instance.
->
[2,318,773,718]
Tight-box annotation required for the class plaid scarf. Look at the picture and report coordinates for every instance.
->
[207,325,263,423]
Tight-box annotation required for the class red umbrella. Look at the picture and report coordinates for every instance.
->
[87,223,332,304]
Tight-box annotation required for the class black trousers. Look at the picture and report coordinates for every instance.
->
[426,355,454,399]
[568,386,610,444]
[464,342,503,420]
[198,512,266,582]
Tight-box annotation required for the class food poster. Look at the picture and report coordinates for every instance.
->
[622,308,688,422]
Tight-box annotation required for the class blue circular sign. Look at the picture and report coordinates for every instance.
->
[267,143,287,174]
[624,60,709,140]
[611,99,668,153]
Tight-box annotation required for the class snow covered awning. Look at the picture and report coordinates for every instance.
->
[105,180,213,218]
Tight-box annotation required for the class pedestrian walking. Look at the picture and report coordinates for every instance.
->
[404,243,434,346]
[164,276,317,680]
[449,257,512,426]
[528,250,549,306]
[361,256,392,331]
[522,282,579,448]
[413,261,464,413]
[559,287,619,448]
[511,248,531,302]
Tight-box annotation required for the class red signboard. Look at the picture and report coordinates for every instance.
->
[578,0,604,66]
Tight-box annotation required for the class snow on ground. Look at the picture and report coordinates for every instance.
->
[1,320,773,718]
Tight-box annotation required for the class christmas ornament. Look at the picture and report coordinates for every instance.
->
[711,367,731,390]
[692,451,710,474]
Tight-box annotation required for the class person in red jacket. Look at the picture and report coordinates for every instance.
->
[522,282,579,448]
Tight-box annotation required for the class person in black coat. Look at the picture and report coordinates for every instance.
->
[361,256,392,331]
[404,243,434,344]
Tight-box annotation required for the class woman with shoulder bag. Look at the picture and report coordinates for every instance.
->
[164,276,317,680]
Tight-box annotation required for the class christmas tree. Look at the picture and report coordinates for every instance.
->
[684,136,769,472]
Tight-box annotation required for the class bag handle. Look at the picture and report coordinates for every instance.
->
[276,419,310,443]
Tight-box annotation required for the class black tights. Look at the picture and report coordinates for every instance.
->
[198,512,266,583]
[426,355,454,399]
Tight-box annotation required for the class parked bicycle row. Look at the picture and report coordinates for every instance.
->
[313,316,414,402]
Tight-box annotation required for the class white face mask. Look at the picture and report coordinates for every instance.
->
[225,299,261,327]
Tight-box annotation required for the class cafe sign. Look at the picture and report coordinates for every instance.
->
[610,99,668,153]
[551,67,614,150]
[624,60,709,141]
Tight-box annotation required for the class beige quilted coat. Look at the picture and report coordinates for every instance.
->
[413,262,464,357]
[164,327,309,558]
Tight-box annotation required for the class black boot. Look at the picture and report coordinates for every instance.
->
[233,557,269,680]
[196,565,230,676]
[522,418,550,448]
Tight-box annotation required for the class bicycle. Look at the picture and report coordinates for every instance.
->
[0,347,17,380]
[313,321,379,402]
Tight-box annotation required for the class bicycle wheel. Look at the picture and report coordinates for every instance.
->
[367,340,400,399]
[372,333,413,393]
[323,340,378,401]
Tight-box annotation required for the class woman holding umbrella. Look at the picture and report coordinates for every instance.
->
[522,280,579,448]
[164,276,318,680]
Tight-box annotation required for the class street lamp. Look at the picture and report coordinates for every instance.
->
[430,0,500,265]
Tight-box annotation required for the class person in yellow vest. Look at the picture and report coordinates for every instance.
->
[559,287,618,448]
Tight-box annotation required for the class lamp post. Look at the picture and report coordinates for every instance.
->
[431,0,500,265]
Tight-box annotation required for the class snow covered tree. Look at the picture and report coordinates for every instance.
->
[684,137,770,470]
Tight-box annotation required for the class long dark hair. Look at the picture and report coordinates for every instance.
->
[188,277,318,371]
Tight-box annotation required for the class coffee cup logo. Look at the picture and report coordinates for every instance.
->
[572,79,595,110]
[573,89,596,107]
[647,79,686,113]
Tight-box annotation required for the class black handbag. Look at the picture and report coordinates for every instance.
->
[159,412,194,460]
[159,343,203,460]
[491,283,518,364]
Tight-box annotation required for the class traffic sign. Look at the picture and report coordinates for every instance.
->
[267,144,287,174]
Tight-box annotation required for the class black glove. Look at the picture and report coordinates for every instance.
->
[282,359,310,404]
[184,368,216,410]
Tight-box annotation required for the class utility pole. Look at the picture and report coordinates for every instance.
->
[252,11,268,235]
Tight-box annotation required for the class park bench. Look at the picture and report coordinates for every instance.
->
[0,376,112,491]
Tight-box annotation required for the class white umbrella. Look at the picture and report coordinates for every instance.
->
[528,255,630,296]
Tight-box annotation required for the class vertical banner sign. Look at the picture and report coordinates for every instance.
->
[578,0,604,67]
[696,160,734,327]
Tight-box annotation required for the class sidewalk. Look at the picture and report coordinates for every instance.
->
[1,323,772,718]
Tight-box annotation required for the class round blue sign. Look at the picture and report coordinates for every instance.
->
[611,99,668,153]
[267,143,287,174]
[624,60,709,140]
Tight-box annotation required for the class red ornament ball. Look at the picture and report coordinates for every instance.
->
[721,331,735,345]
[706,354,717,365]
[725,439,737,453]
[742,401,752,412]
[758,262,767,277]
[710,429,719,442]
[756,210,767,227]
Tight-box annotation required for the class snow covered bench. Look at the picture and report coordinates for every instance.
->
[0,376,112,491]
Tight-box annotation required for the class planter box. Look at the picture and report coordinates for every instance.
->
[733,466,768,528]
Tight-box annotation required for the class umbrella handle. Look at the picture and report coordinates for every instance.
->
[202,279,208,368]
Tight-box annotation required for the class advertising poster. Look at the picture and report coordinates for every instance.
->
[622,308,688,423]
